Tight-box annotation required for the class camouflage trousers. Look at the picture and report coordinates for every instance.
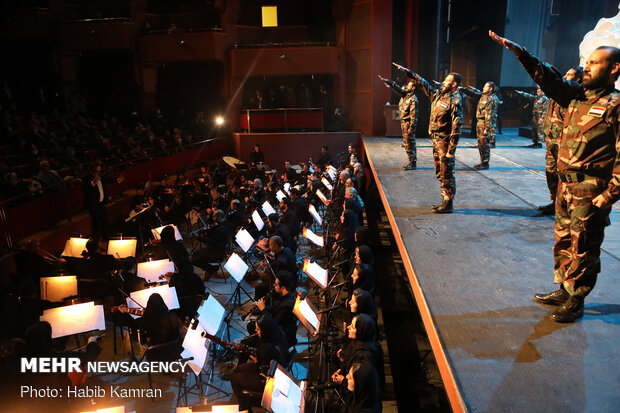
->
[431,134,456,200]
[401,121,416,164]
[531,115,545,144]
[553,176,611,297]
[476,119,491,164]
[544,136,559,201]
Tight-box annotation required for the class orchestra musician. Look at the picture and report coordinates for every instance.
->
[253,270,298,347]
[230,314,288,412]
[82,162,124,240]
[138,293,183,346]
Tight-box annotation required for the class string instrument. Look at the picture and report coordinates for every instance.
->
[200,331,254,355]
[111,304,145,317]
[67,334,105,386]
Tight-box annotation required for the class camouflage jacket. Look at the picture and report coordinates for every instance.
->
[476,93,499,131]
[414,75,463,153]
[542,99,566,142]
[520,91,550,119]
[385,80,418,128]
[518,49,620,204]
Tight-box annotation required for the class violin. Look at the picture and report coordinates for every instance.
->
[111,304,145,317]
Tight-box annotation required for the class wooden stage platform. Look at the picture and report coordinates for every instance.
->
[363,130,620,413]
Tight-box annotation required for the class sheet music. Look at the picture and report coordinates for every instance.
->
[151,225,183,241]
[61,237,89,258]
[303,258,327,288]
[40,276,78,302]
[315,189,329,206]
[283,182,291,195]
[321,177,333,192]
[262,201,276,216]
[137,259,175,283]
[276,190,287,202]
[302,228,324,247]
[40,302,105,339]
[197,295,226,336]
[252,210,264,231]
[181,322,209,376]
[308,204,322,226]
[224,253,249,284]
[269,366,303,413]
[235,229,255,253]
[298,298,319,331]
[127,285,180,318]
[107,239,137,258]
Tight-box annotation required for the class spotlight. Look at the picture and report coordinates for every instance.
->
[215,116,224,126]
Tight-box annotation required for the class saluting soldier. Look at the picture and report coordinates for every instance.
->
[491,30,620,323]
[379,76,418,170]
[516,87,549,148]
[394,63,464,214]
[537,66,584,215]
[464,82,501,169]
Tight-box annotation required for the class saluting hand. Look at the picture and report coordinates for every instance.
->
[488,30,524,56]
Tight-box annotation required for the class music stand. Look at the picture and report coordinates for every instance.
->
[252,210,265,232]
[61,237,89,258]
[293,296,321,336]
[107,239,137,258]
[302,228,324,248]
[308,204,322,226]
[261,201,276,216]
[302,258,327,290]
[276,190,287,202]
[40,276,78,302]
[320,177,333,192]
[152,225,183,241]
[137,258,175,283]
[315,189,329,207]
[40,301,106,339]
[262,361,306,413]
[223,253,252,306]
[235,229,255,254]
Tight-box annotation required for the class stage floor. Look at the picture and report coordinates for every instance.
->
[363,129,620,413]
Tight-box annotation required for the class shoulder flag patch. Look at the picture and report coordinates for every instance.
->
[587,106,606,117]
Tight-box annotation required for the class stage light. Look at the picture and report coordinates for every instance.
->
[215,116,224,126]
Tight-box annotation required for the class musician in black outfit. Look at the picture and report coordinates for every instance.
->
[246,178,267,208]
[256,270,298,347]
[317,144,332,169]
[249,144,265,167]
[82,162,124,239]
[282,161,298,184]
[159,225,204,315]
[266,213,294,252]
[138,292,183,345]
[231,314,288,412]
[279,197,300,240]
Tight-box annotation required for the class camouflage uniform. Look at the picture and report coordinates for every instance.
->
[386,80,418,164]
[521,91,550,144]
[413,75,464,200]
[542,99,566,201]
[518,50,620,297]
[466,89,499,164]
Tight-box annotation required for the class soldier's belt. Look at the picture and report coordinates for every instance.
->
[557,172,599,183]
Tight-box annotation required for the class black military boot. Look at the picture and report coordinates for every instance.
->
[404,162,416,171]
[432,198,453,214]
[550,295,584,323]
[533,287,569,306]
[474,162,489,170]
